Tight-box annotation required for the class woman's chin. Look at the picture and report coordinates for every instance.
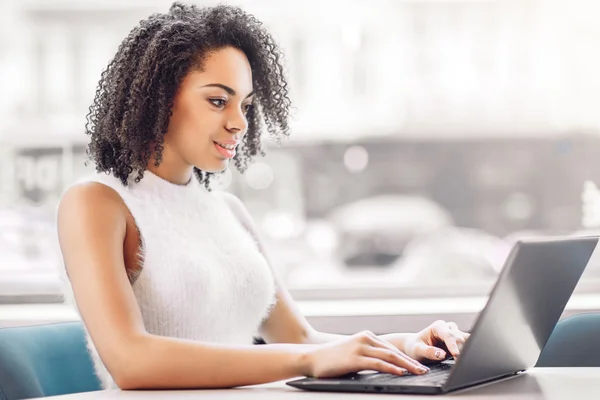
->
[196,160,229,174]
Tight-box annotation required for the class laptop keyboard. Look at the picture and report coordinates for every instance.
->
[347,361,453,386]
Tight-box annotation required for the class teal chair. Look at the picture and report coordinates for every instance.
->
[536,313,600,367]
[0,322,101,400]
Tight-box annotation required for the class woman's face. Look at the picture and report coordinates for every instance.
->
[163,46,254,174]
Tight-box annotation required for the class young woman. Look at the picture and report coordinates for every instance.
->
[57,2,469,390]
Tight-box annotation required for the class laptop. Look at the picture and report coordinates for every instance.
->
[287,235,598,395]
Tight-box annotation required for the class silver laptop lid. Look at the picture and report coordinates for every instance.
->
[444,236,597,392]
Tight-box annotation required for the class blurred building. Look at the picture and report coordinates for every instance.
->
[1,0,600,291]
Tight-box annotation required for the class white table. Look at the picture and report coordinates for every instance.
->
[42,368,600,399]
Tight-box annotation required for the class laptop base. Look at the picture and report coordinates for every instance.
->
[286,379,444,395]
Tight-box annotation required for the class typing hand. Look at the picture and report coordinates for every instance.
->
[303,331,431,378]
[397,320,470,364]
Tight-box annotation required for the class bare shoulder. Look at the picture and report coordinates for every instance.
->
[57,181,128,235]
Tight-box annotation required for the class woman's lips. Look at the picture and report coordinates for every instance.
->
[214,141,236,159]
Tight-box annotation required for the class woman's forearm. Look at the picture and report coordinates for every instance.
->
[111,333,314,389]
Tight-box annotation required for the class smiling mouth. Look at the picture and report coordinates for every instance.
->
[214,141,236,150]
[213,141,236,159]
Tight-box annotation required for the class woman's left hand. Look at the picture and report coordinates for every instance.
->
[384,320,471,364]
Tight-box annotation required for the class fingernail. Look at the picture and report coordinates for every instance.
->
[418,367,428,373]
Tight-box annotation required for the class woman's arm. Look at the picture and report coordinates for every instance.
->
[58,183,316,390]
[218,192,467,361]
[59,184,426,390]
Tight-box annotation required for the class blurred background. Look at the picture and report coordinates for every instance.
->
[1,0,600,325]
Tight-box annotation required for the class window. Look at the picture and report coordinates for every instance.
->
[1,0,599,310]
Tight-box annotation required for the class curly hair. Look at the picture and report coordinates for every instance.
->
[85,1,291,189]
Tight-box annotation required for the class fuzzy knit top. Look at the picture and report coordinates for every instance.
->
[59,170,277,389]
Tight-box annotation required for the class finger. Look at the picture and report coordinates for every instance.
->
[453,335,466,345]
[360,357,409,376]
[448,322,470,341]
[432,323,461,358]
[412,342,447,362]
[361,347,428,375]
[363,334,430,371]
[448,325,470,352]
[444,336,461,358]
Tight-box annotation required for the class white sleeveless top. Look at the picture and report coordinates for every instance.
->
[59,170,277,389]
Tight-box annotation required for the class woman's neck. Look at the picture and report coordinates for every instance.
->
[146,154,194,186]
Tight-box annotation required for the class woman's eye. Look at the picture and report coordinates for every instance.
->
[209,99,226,108]
[243,104,253,114]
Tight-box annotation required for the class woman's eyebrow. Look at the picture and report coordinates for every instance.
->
[200,83,255,99]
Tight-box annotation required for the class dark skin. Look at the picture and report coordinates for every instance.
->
[147,47,255,184]
[58,46,468,390]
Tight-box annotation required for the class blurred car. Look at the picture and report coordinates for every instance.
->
[393,227,512,285]
[327,194,454,268]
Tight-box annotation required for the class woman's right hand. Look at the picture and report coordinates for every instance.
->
[301,331,431,378]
